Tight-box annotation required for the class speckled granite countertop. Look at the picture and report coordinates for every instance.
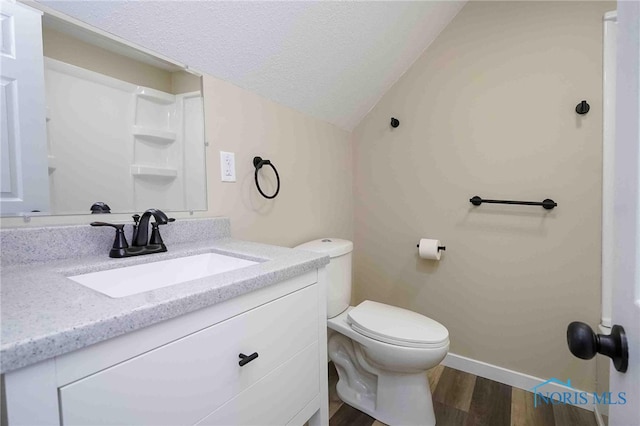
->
[0,219,329,374]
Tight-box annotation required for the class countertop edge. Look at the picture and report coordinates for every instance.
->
[0,239,330,374]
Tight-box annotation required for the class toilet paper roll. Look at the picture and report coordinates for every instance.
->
[418,238,442,260]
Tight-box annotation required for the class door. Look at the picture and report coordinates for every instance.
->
[609,1,640,424]
[0,0,50,215]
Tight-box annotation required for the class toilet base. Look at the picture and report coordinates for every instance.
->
[328,329,437,426]
[334,370,436,426]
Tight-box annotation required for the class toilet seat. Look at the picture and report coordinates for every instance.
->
[347,301,449,349]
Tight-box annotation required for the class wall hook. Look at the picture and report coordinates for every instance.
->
[390,117,400,128]
[575,100,590,115]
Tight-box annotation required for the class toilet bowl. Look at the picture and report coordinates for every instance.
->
[295,239,449,426]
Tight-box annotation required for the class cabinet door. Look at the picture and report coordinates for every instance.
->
[197,342,319,426]
[59,284,319,426]
[0,0,50,215]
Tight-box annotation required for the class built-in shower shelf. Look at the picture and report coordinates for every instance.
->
[134,87,175,105]
[130,165,178,178]
[132,126,176,144]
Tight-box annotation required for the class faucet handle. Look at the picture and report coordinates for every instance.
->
[91,222,129,258]
[149,218,174,245]
[149,223,163,246]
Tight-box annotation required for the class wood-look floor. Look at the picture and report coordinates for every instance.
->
[328,363,599,426]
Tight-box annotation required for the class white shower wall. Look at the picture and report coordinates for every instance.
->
[44,57,206,214]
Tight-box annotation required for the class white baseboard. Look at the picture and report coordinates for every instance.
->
[441,353,596,413]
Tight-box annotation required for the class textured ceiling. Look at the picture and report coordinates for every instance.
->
[38,1,465,130]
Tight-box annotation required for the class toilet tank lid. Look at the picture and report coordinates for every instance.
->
[347,300,449,347]
[294,238,353,258]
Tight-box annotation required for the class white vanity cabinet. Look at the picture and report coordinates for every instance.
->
[4,269,328,426]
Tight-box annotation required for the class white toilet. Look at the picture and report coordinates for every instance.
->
[295,238,449,426]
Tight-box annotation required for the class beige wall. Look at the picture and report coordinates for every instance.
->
[42,27,174,93]
[43,27,200,95]
[1,74,353,248]
[203,77,353,246]
[351,1,612,392]
[171,70,202,95]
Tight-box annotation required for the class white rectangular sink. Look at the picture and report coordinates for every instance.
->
[68,253,259,298]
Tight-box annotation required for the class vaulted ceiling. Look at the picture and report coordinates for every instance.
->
[39,1,466,130]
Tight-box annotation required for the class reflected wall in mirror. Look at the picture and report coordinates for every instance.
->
[0,3,207,216]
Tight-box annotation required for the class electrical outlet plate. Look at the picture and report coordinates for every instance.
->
[220,151,236,182]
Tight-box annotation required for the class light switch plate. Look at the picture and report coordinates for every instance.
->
[220,151,236,182]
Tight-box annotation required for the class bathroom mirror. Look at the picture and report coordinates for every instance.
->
[0,5,207,217]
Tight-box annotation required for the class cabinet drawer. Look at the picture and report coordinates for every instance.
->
[60,284,319,426]
[197,342,319,426]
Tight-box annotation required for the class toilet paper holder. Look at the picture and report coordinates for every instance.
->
[416,243,446,251]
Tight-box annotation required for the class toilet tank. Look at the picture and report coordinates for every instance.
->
[294,238,353,318]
